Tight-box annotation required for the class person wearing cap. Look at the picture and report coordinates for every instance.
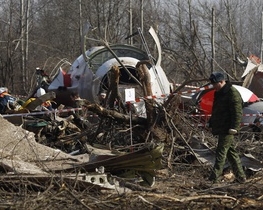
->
[0,87,19,113]
[98,90,107,106]
[70,91,81,106]
[208,72,246,183]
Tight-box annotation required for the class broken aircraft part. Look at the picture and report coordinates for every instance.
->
[48,27,172,113]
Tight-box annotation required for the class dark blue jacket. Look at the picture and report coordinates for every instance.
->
[0,94,17,114]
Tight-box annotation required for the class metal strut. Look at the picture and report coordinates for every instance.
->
[137,27,165,94]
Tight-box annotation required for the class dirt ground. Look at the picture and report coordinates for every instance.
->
[86,159,263,210]
[1,144,263,209]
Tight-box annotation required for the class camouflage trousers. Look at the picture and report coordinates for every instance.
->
[209,134,246,181]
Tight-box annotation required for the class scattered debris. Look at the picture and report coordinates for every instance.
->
[1,28,263,209]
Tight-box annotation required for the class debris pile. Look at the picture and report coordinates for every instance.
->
[1,85,263,208]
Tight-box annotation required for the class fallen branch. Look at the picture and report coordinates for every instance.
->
[142,192,237,203]
[77,100,147,124]
[137,195,163,210]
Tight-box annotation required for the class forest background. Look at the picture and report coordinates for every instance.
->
[0,0,262,96]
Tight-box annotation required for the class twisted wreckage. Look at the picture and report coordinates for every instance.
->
[0,27,172,191]
[1,28,263,193]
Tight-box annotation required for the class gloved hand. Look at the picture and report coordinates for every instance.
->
[229,129,237,135]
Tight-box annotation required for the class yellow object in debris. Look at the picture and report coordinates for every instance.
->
[20,98,36,109]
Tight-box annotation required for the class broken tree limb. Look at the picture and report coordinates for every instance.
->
[137,195,163,210]
[140,193,237,203]
[107,65,120,109]
[107,65,126,113]
[136,60,153,97]
[136,61,156,127]
[77,100,147,124]
[163,79,208,110]
[169,117,203,165]
[65,188,93,210]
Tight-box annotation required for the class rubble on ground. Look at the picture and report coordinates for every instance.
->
[1,64,263,208]
[1,92,263,209]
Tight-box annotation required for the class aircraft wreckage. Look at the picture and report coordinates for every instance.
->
[0,27,172,191]
[1,27,263,192]
[46,27,172,116]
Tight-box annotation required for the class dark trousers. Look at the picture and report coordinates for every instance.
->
[210,134,246,180]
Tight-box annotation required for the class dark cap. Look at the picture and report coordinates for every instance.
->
[209,72,225,84]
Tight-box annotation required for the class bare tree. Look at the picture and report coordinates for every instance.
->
[0,0,21,92]
[20,0,31,92]
[0,0,263,95]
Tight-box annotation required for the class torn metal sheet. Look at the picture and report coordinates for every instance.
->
[189,137,263,172]
[241,153,263,171]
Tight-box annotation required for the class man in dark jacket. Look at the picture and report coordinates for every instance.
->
[208,72,246,183]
